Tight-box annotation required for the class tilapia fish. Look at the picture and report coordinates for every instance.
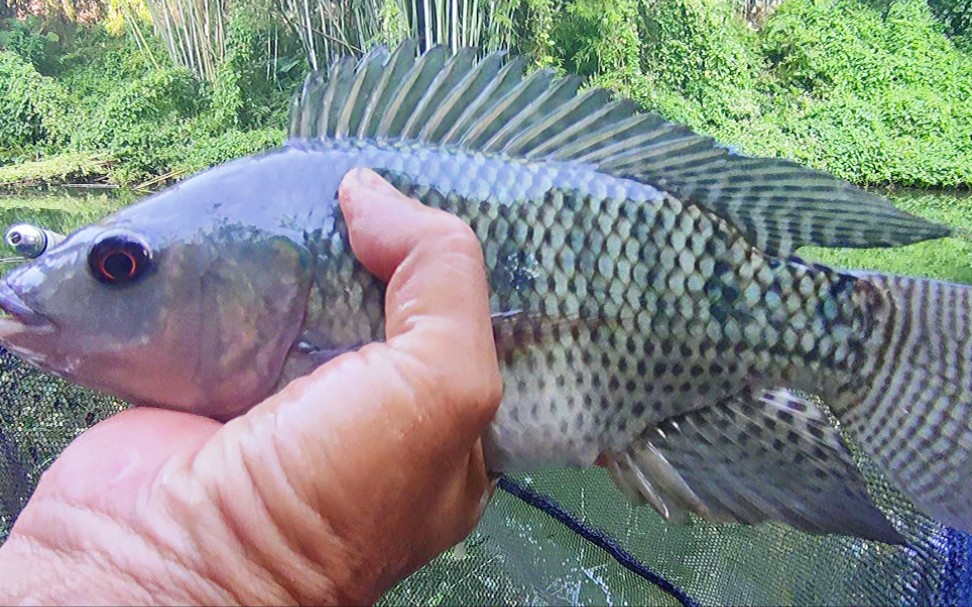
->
[0,42,968,543]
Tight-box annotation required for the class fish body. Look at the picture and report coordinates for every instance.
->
[0,43,969,543]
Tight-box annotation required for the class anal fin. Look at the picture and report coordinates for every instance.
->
[603,388,904,544]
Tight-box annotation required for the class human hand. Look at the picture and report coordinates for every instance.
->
[0,168,503,605]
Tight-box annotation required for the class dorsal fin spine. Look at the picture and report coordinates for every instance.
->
[458,68,553,147]
[377,47,442,136]
[418,51,501,142]
[401,49,475,138]
[556,112,646,160]
[503,78,590,156]
[482,74,577,152]
[441,56,526,144]
[338,47,388,138]
[288,41,951,254]
[523,95,620,158]
[358,41,416,138]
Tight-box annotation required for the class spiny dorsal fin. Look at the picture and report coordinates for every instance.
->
[602,388,904,543]
[287,42,949,256]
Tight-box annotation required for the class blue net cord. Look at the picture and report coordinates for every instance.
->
[497,476,699,607]
[938,527,972,606]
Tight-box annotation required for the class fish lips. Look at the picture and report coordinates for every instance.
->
[0,280,54,336]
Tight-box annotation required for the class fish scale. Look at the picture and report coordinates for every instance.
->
[0,42,969,544]
[292,140,866,476]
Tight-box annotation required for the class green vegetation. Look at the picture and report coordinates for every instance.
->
[544,0,972,187]
[0,152,109,186]
[0,0,970,189]
[0,16,290,184]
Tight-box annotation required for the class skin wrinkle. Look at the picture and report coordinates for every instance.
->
[187,419,319,604]
[5,535,145,605]
[231,427,329,602]
[263,415,345,565]
[147,464,256,605]
[169,441,308,605]
[15,498,169,604]
[139,469,247,603]
[224,449,308,604]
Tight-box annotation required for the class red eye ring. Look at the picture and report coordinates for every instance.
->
[88,233,152,285]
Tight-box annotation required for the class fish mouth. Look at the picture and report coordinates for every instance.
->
[0,281,52,333]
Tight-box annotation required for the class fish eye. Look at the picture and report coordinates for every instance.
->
[88,232,153,285]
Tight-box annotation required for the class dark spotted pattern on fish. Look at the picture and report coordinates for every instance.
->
[287,140,866,473]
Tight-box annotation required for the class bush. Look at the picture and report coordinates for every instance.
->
[757,0,972,185]
[69,67,204,182]
[0,50,70,161]
[928,0,972,49]
[0,16,60,71]
[546,0,972,188]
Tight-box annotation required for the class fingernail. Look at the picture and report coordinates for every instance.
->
[347,167,402,198]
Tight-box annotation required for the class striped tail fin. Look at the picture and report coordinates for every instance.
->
[835,273,972,532]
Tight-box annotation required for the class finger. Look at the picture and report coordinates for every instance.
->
[338,167,429,283]
[338,167,502,432]
[23,408,220,520]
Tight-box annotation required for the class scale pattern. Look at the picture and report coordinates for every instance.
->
[298,141,867,472]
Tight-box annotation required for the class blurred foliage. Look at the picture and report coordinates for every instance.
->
[0,16,60,70]
[542,0,971,188]
[928,0,972,49]
[0,0,969,188]
[0,50,70,160]
[0,11,292,184]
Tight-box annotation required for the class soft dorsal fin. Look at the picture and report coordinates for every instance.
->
[288,42,949,256]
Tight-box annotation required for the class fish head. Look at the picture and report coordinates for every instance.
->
[0,163,314,419]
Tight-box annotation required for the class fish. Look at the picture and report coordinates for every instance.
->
[0,41,968,544]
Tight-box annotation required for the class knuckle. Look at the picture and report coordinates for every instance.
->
[449,353,503,424]
[425,214,483,260]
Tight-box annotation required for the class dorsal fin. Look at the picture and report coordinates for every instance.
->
[287,42,950,256]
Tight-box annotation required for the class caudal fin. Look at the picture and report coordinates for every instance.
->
[835,273,972,532]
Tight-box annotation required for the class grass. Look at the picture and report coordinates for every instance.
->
[802,189,972,285]
[0,152,112,187]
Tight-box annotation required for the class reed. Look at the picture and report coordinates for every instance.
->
[270,0,520,70]
[141,0,226,81]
